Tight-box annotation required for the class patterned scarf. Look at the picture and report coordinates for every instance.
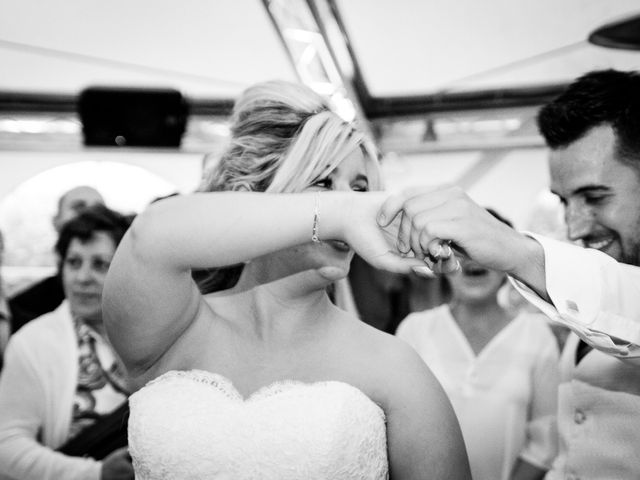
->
[68,319,129,440]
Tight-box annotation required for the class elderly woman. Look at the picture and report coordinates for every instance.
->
[0,204,134,480]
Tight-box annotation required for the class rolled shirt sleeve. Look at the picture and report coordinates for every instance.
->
[511,234,640,359]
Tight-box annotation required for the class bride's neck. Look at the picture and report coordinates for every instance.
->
[216,265,336,341]
[232,257,334,300]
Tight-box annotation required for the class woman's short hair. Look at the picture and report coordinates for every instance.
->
[199,80,380,194]
[55,204,132,262]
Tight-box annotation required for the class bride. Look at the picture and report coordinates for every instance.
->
[103,80,471,479]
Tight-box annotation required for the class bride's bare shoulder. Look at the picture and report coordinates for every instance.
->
[335,312,436,386]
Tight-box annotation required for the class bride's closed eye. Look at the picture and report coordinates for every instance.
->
[311,178,332,190]
[309,176,368,192]
[351,180,369,192]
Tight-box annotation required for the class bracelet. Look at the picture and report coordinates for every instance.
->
[311,191,320,243]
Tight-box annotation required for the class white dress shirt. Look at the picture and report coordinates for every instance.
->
[511,235,640,479]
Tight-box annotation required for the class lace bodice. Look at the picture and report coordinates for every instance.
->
[128,370,389,479]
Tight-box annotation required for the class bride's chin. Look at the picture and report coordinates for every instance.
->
[315,265,349,282]
[326,240,351,253]
[291,265,349,290]
[264,267,348,297]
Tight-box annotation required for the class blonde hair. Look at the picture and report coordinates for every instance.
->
[199,80,380,194]
[195,80,380,293]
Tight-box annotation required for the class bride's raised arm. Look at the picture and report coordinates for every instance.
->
[102,190,421,377]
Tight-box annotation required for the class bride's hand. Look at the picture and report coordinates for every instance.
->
[339,192,425,274]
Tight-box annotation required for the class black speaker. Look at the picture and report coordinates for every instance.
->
[78,87,188,147]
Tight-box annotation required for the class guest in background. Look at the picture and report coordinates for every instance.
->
[397,209,559,480]
[8,185,105,333]
[0,204,133,480]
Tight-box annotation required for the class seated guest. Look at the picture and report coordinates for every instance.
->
[397,211,559,480]
[0,204,133,480]
[8,185,105,333]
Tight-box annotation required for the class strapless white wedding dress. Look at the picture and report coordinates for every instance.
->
[128,370,389,479]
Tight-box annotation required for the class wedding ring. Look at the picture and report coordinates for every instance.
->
[427,239,452,263]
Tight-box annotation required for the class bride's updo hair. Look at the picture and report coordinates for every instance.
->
[194,80,381,293]
[199,80,380,194]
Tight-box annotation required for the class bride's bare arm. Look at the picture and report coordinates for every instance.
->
[103,191,421,375]
[385,343,471,480]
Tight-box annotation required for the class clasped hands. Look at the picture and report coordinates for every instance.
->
[375,186,463,277]
[345,185,519,278]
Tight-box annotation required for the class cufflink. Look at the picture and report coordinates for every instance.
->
[565,300,579,313]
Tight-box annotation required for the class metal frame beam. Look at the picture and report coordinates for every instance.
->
[262,0,369,129]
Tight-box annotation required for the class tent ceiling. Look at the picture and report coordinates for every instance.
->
[0,0,639,117]
[339,0,640,97]
[0,0,295,99]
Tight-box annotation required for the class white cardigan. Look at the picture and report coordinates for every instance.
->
[0,301,101,480]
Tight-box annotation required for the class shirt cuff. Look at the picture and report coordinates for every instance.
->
[510,234,640,358]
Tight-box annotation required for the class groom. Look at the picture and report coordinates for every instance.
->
[381,69,640,479]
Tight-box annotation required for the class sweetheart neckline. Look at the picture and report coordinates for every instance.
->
[137,369,385,417]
